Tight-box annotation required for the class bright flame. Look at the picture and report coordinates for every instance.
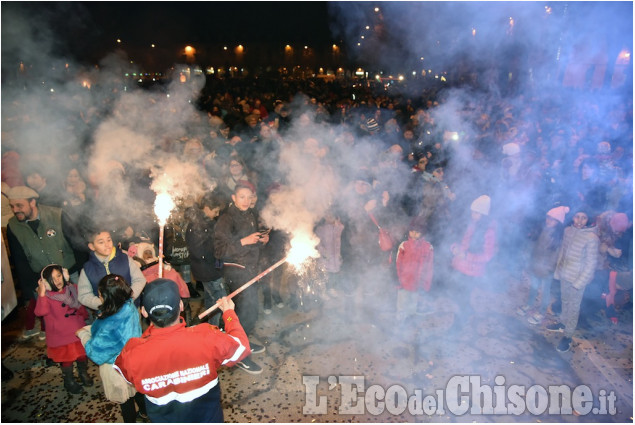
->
[617,49,631,64]
[154,192,175,226]
[286,233,320,269]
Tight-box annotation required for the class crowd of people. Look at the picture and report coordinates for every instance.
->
[2,75,633,420]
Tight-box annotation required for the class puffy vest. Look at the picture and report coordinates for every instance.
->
[83,248,132,296]
[7,205,76,273]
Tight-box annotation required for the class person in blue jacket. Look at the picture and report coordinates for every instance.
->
[77,274,147,422]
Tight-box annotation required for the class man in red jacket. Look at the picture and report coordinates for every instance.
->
[114,279,250,422]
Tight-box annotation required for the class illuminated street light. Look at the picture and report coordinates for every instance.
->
[116,39,121,43]
[374,7,379,12]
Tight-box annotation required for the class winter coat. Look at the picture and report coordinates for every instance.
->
[214,204,261,270]
[35,284,88,348]
[77,248,146,310]
[554,225,599,289]
[7,205,77,299]
[595,211,624,270]
[7,205,76,273]
[315,220,344,273]
[451,220,497,277]
[185,209,223,282]
[164,222,190,267]
[396,237,434,291]
[529,225,562,278]
[80,299,142,365]
[141,263,190,298]
[82,248,132,296]
[77,299,141,404]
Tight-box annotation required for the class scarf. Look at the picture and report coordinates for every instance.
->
[46,284,81,309]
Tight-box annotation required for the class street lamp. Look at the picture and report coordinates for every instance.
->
[184,45,196,63]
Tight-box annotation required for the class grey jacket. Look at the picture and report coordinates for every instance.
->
[554,225,599,289]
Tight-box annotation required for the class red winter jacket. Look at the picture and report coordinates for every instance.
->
[114,310,249,420]
[451,220,497,277]
[396,237,434,291]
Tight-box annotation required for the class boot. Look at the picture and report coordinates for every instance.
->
[77,360,93,387]
[61,365,82,394]
[1,362,14,381]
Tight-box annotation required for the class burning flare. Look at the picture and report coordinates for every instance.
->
[198,231,320,320]
[154,192,175,226]
[286,232,320,270]
[153,192,174,278]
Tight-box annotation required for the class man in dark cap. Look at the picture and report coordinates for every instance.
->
[6,186,77,340]
[114,279,250,422]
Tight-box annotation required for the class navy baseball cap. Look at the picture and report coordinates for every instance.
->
[142,279,181,324]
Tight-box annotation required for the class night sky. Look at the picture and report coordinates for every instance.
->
[3,2,333,64]
[2,2,632,78]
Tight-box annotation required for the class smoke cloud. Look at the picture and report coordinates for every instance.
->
[2,2,632,395]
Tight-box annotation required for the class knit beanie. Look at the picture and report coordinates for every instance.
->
[502,142,520,156]
[547,206,570,224]
[609,213,630,233]
[470,195,491,216]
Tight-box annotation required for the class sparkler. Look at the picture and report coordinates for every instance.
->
[154,192,175,278]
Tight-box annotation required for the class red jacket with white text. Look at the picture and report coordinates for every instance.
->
[114,309,250,422]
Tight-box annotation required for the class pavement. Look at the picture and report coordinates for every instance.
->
[1,273,633,423]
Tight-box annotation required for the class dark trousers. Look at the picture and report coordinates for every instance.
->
[120,392,147,423]
[25,297,44,331]
[201,278,228,327]
[224,267,258,335]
